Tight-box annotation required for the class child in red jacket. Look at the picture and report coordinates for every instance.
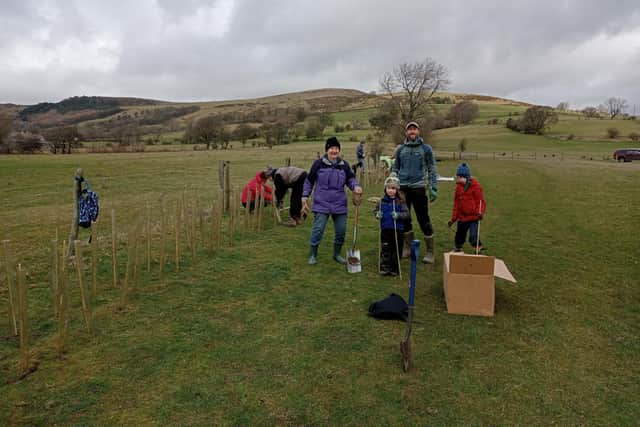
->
[241,171,273,213]
[448,163,486,252]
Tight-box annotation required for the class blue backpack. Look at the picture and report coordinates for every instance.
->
[78,180,99,228]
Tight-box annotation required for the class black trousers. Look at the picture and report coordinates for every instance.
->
[381,229,403,274]
[400,186,433,237]
[274,172,307,219]
[455,220,482,248]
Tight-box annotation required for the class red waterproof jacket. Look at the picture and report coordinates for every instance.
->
[451,178,486,222]
[241,172,273,204]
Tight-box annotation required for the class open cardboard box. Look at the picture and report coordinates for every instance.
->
[443,252,516,317]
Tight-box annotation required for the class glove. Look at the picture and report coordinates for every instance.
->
[374,211,382,220]
[277,200,284,210]
[429,187,437,203]
[352,189,362,206]
[478,213,483,220]
[391,211,399,220]
[447,220,455,228]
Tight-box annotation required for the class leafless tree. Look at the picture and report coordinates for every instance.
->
[582,106,599,119]
[184,115,223,149]
[556,102,570,111]
[379,58,450,125]
[0,112,13,149]
[604,97,628,119]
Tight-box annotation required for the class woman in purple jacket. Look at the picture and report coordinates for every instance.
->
[302,136,363,265]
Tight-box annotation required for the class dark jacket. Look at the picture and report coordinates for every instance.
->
[376,194,410,231]
[451,178,486,222]
[303,155,359,215]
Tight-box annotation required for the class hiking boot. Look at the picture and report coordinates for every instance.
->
[308,245,318,265]
[401,231,414,258]
[423,235,435,264]
[333,243,347,265]
[294,216,304,225]
[453,246,463,253]
[283,217,297,227]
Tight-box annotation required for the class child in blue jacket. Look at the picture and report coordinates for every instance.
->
[374,176,411,276]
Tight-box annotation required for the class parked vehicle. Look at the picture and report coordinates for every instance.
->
[613,148,640,162]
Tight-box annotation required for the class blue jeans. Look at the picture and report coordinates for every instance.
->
[310,213,347,247]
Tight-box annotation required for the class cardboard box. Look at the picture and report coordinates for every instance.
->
[443,252,516,317]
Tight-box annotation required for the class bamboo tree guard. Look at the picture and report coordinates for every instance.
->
[146,203,151,273]
[2,240,18,336]
[159,198,167,279]
[132,220,142,285]
[67,168,83,257]
[91,222,98,300]
[175,199,181,271]
[74,241,92,334]
[50,239,59,317]
[57,240,68,355]
[17,263,30,374]
[111,209,118,287]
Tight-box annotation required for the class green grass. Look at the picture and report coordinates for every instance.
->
[1,131,639,424]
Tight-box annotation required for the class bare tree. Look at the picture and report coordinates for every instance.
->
[604,97,628,119]
[0,112,13,149]
[446,101,479,126]
[379,58,450,126]
[184,115,223,149]
[582,106,599,119]
[556,102,570,111]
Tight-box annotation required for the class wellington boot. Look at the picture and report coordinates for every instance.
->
[333,243,347,265]
[308,245,318,265]
[422,235,435,264]
[401,231,414,258]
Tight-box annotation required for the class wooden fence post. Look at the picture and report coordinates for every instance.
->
[17,263,30,374]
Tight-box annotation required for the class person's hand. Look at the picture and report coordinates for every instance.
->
[429,187,437,203]
[447,220,455,228]
[301,197,310,216]
[375,211,382,220]
[277,200,284,210]
[391,211,399,220]
[352,188,362,206]
[478,213,483,220]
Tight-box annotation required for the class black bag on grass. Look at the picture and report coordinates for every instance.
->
[368,293,408,321]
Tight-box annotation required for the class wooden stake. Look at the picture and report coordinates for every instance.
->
[50,239,59,317]
[2,240,18,336]
[57,240,67,355]
[91,222,98,300]
[146,203,151,273]
[159,198,167,279]
[175,199,181,271]
[111,209,118,287]
[17,263,30,374]
[74,241,92,334]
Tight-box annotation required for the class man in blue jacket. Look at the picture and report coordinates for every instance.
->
[302,137,363,265]
[391,121,438,264]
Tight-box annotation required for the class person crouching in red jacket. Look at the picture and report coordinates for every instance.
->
[241,170,273,213]
[447,163,486,252]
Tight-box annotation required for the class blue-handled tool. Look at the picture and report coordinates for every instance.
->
[400,239,420,372]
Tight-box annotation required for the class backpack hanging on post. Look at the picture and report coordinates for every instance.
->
[78,179,99,228]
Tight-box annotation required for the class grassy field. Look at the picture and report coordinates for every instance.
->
[1,122,639,424]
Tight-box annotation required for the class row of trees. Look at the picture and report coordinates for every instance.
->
[558,97,631,120]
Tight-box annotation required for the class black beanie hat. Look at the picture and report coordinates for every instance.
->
[325,136,341,151]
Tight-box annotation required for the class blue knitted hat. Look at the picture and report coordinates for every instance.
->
[456,163,471,179]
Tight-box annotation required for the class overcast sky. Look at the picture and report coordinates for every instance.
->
[1,0,639,111]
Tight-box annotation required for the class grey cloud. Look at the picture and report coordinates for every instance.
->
[1,0,639,109]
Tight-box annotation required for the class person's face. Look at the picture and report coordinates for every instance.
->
[386,186,397,197]
[405,125,420,141]
[456,175,467,185]
[327,146,340,160]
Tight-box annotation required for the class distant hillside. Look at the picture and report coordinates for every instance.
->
[6,88,534,143]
